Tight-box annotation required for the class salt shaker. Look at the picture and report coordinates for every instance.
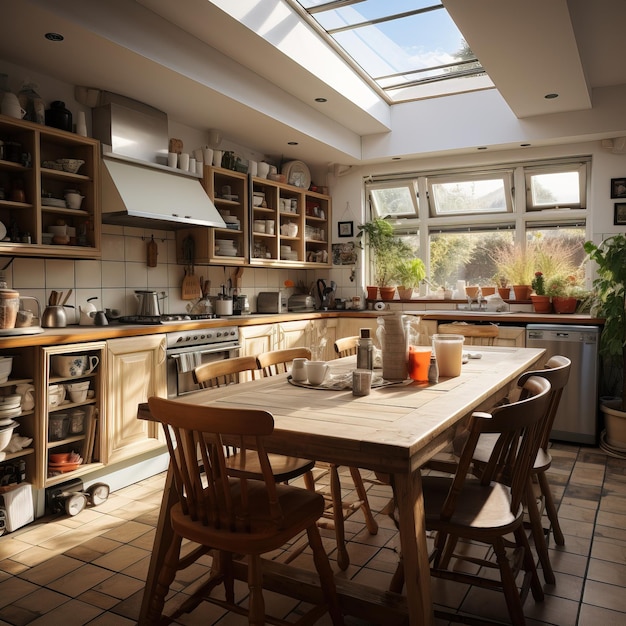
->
[428,353,439,384]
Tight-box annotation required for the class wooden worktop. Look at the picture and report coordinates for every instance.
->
[0,309,603,349]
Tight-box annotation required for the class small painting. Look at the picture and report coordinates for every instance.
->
[614,202,626,225]
[611,178,626,198]
[332,241,357,265]
[338,221,353,238]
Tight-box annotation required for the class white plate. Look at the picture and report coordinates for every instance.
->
[282,160,311,189]
[0,221,6,241]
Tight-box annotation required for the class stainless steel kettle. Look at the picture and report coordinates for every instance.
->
[135,290,165,317]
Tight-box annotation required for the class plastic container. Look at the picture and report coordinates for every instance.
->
[0,290,20,329]
[48,413,69,441]
[432,334,465,378]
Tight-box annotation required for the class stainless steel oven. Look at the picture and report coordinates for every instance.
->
[166,326,240,398]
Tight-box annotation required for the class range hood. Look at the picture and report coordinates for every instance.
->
[93,92,225,229]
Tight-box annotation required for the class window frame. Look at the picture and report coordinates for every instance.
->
[525,162,587,211]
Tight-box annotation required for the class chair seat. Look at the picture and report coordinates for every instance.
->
[473,432,553,472]
[423,475,521,533]
[172,478,325,555]
[227,451,315,483]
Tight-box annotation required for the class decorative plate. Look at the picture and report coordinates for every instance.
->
[281,160,311,189]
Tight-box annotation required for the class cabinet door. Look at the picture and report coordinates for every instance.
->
[277,320,311,350]
[240,324,276,358]
[106,335,166,465]
[494,326,526,347]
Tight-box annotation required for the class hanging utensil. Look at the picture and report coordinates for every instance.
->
[181,235,202,300]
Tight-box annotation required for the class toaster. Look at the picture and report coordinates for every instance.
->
[288,294,315,312]
[257,291,287,314]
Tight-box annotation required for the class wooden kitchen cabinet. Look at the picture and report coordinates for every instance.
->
[240,324,277,359]
[177,167,331,269]
[105,335,166,465]
[0,114,101,258]
[176,165,248,265]
[39,342,106,488]
[277,319,337,361]
[250,176,331,268]
[0,347,37,488]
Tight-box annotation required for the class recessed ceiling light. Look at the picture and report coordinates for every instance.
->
[544,93,559,99]
[520,143,531,147]
[314,97,327,103]
[45,32,64,42]
[287,141,298,146]
[392,157,401,160]
[477,146,487,150]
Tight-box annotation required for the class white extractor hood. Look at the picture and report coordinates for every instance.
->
[101,156,226,229]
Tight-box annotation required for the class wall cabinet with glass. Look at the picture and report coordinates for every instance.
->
[0,114,101,258]
[176,165,248,265]
[39,343,106,488]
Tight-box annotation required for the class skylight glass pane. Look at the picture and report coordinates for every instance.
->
[291,0,486,102]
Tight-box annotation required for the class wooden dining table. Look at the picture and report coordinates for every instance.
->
[137,345,545,625]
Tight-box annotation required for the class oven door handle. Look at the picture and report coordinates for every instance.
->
[169,344,241,359]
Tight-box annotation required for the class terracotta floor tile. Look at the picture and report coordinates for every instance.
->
[0,443,623,624]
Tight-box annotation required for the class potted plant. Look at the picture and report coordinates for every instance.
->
[530,271,552,313]
[357,218,413,300]
[584,235,626,446]
[544,274,578,313]
[492,246,535,300]
[393,258,426,300]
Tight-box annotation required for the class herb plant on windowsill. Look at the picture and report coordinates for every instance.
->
[530,271,551,312]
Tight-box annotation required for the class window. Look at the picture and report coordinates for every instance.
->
[428,172,513,216]
[525,163,586,210]
[369,181,418,217]
[365,158,589,289]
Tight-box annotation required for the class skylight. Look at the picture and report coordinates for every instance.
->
[289,0,493,103]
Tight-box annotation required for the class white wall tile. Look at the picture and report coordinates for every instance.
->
[125,261,148,288]
[75,260,101,288]
[44,259,75,288]
[101,261,125,288]
[101,232,125,261]
[12,258,45,289]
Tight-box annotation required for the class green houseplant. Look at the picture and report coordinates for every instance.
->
[584,235,626,445]
[394,258,426,300]
[357,218,413,300]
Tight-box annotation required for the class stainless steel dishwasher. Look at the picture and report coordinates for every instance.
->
[526,324,600,444]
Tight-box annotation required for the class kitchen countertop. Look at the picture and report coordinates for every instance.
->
[0,309,604,348]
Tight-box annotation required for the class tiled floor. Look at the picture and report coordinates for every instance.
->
[0,442,625,625]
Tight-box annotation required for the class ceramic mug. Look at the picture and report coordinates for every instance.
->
[291,358,308,382]
[51,354,99,378]
[306,361,328,386]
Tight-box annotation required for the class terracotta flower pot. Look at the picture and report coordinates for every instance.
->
[379,286,397,301]
[366,286,379,300]
[465,286,480,299]
[552,296,577,314]
[512,285,532,300]
[530,294,552,313]
[498,287,511,299]
[396,287,414,300]
[480,286,495,296]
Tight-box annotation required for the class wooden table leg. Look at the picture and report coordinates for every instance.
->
[393,469,434,626]
[138,462,177,626]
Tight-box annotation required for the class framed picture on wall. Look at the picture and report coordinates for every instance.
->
[611,178,626,198]
[614,202,626,225]
[338,221,354,237]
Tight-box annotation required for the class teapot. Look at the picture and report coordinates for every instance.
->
[79,297,98,326]
[1,92,26,119]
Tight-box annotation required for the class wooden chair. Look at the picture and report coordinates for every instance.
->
[334,336,359,358]
[256,347,312,376]
[438,322,499,346]
[192,355,260,388]
[472,355,572,584]
[145,396,343,625]
[256,348,379,571]
[193,356,315,483]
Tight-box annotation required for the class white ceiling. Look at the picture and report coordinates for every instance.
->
[1,0,625,168]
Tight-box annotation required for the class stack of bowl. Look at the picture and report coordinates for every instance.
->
[215,239,237,257]
[66,380,90,403]
[0,394,21,424]
[0,357,13,384]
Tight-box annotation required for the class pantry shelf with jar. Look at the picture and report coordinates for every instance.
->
[0,114,101,258]
[39,343,106,488]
